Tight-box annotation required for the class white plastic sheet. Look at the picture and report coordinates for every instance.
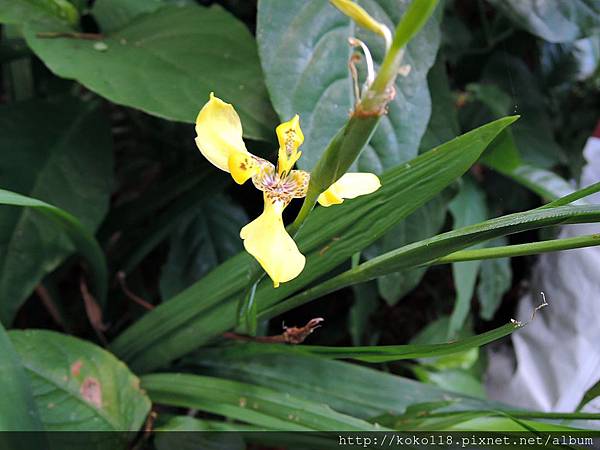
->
[486,135,600,414]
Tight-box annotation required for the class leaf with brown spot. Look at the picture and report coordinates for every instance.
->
[8,330,150,433]
[80,377,102,408]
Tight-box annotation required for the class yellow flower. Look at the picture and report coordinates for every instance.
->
[195,93,381,287]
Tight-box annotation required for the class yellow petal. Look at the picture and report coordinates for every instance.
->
[228,151,260,185]
[276,115,304,175]
[195,93,248,172]
[240,195,305,288]
[318,172,381,207]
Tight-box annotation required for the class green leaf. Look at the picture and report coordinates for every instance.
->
[188,348,507,420]
[370,194,450,305]
[277,322,518,362]
[111,116,518,372]
[257,0,440,172]
[411,316,478,370]
[23,4,277,140]
[91,0,165,32]
[477,238,512,320]
[0,322,45,438]
[490,0,600,43]
[414,368,486,399]
[142,373,381,431]
[159,194,247,299]
[483,130,577,202]
[9,329,150,433]
[266,204,600,318]
[448,177,488,338]
[0,98,112,324]
[481,55,564,168]
[0,0,79,26]
[576,379,600,412]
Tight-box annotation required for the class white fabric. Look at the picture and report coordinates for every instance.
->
[486,136,600,414]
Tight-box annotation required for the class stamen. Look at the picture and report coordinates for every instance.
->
[348,37,375,89]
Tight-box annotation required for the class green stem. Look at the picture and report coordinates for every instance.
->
[433,234,600,264]
[290,0,439,234]
[540,180,600,209]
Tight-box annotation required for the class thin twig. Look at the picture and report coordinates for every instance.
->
[36,284,65,329]
[224,318,324,344]
[79,277,108,345]
[117,271,155,310]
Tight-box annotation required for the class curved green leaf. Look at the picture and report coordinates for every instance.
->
[209,322,519,363]
[24,4,277,140]
[142,373,381,431]
[9,330,150,433]
[188,348,506,420]
[262,204,600,319]
[0,189,107,323]
[111,116,517,372]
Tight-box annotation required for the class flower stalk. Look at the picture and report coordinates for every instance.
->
[290,0,440,234]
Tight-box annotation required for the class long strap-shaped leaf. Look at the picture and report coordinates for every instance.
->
[141,373,384,431]
[261,204,600,319]
[112,116,518,372]
[286,322,519,362]
[0,188,107,306]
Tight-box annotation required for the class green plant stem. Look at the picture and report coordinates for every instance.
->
[289,0,439,235]
[540,180,600,209]
[433,234,600,263]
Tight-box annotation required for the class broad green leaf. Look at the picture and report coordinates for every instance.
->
[188,348,507,420]
[490,0,600,43]
[265,204,600,318]
[411,316,478,371]
[0,0,78,26]
[0,98,112,324]
[204,321,518,363]
[142,373,381,431]
[477,238,512,320]
[448,177,488,338]
[0,322,45,439]
[92,0,164,32]
[257,0,440,172]
[159,194,247,299]
[9,330,150,434]
[111,116,517,372]
[23,4,277,140]
[483,130,577,202]
[413,367,486,399]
